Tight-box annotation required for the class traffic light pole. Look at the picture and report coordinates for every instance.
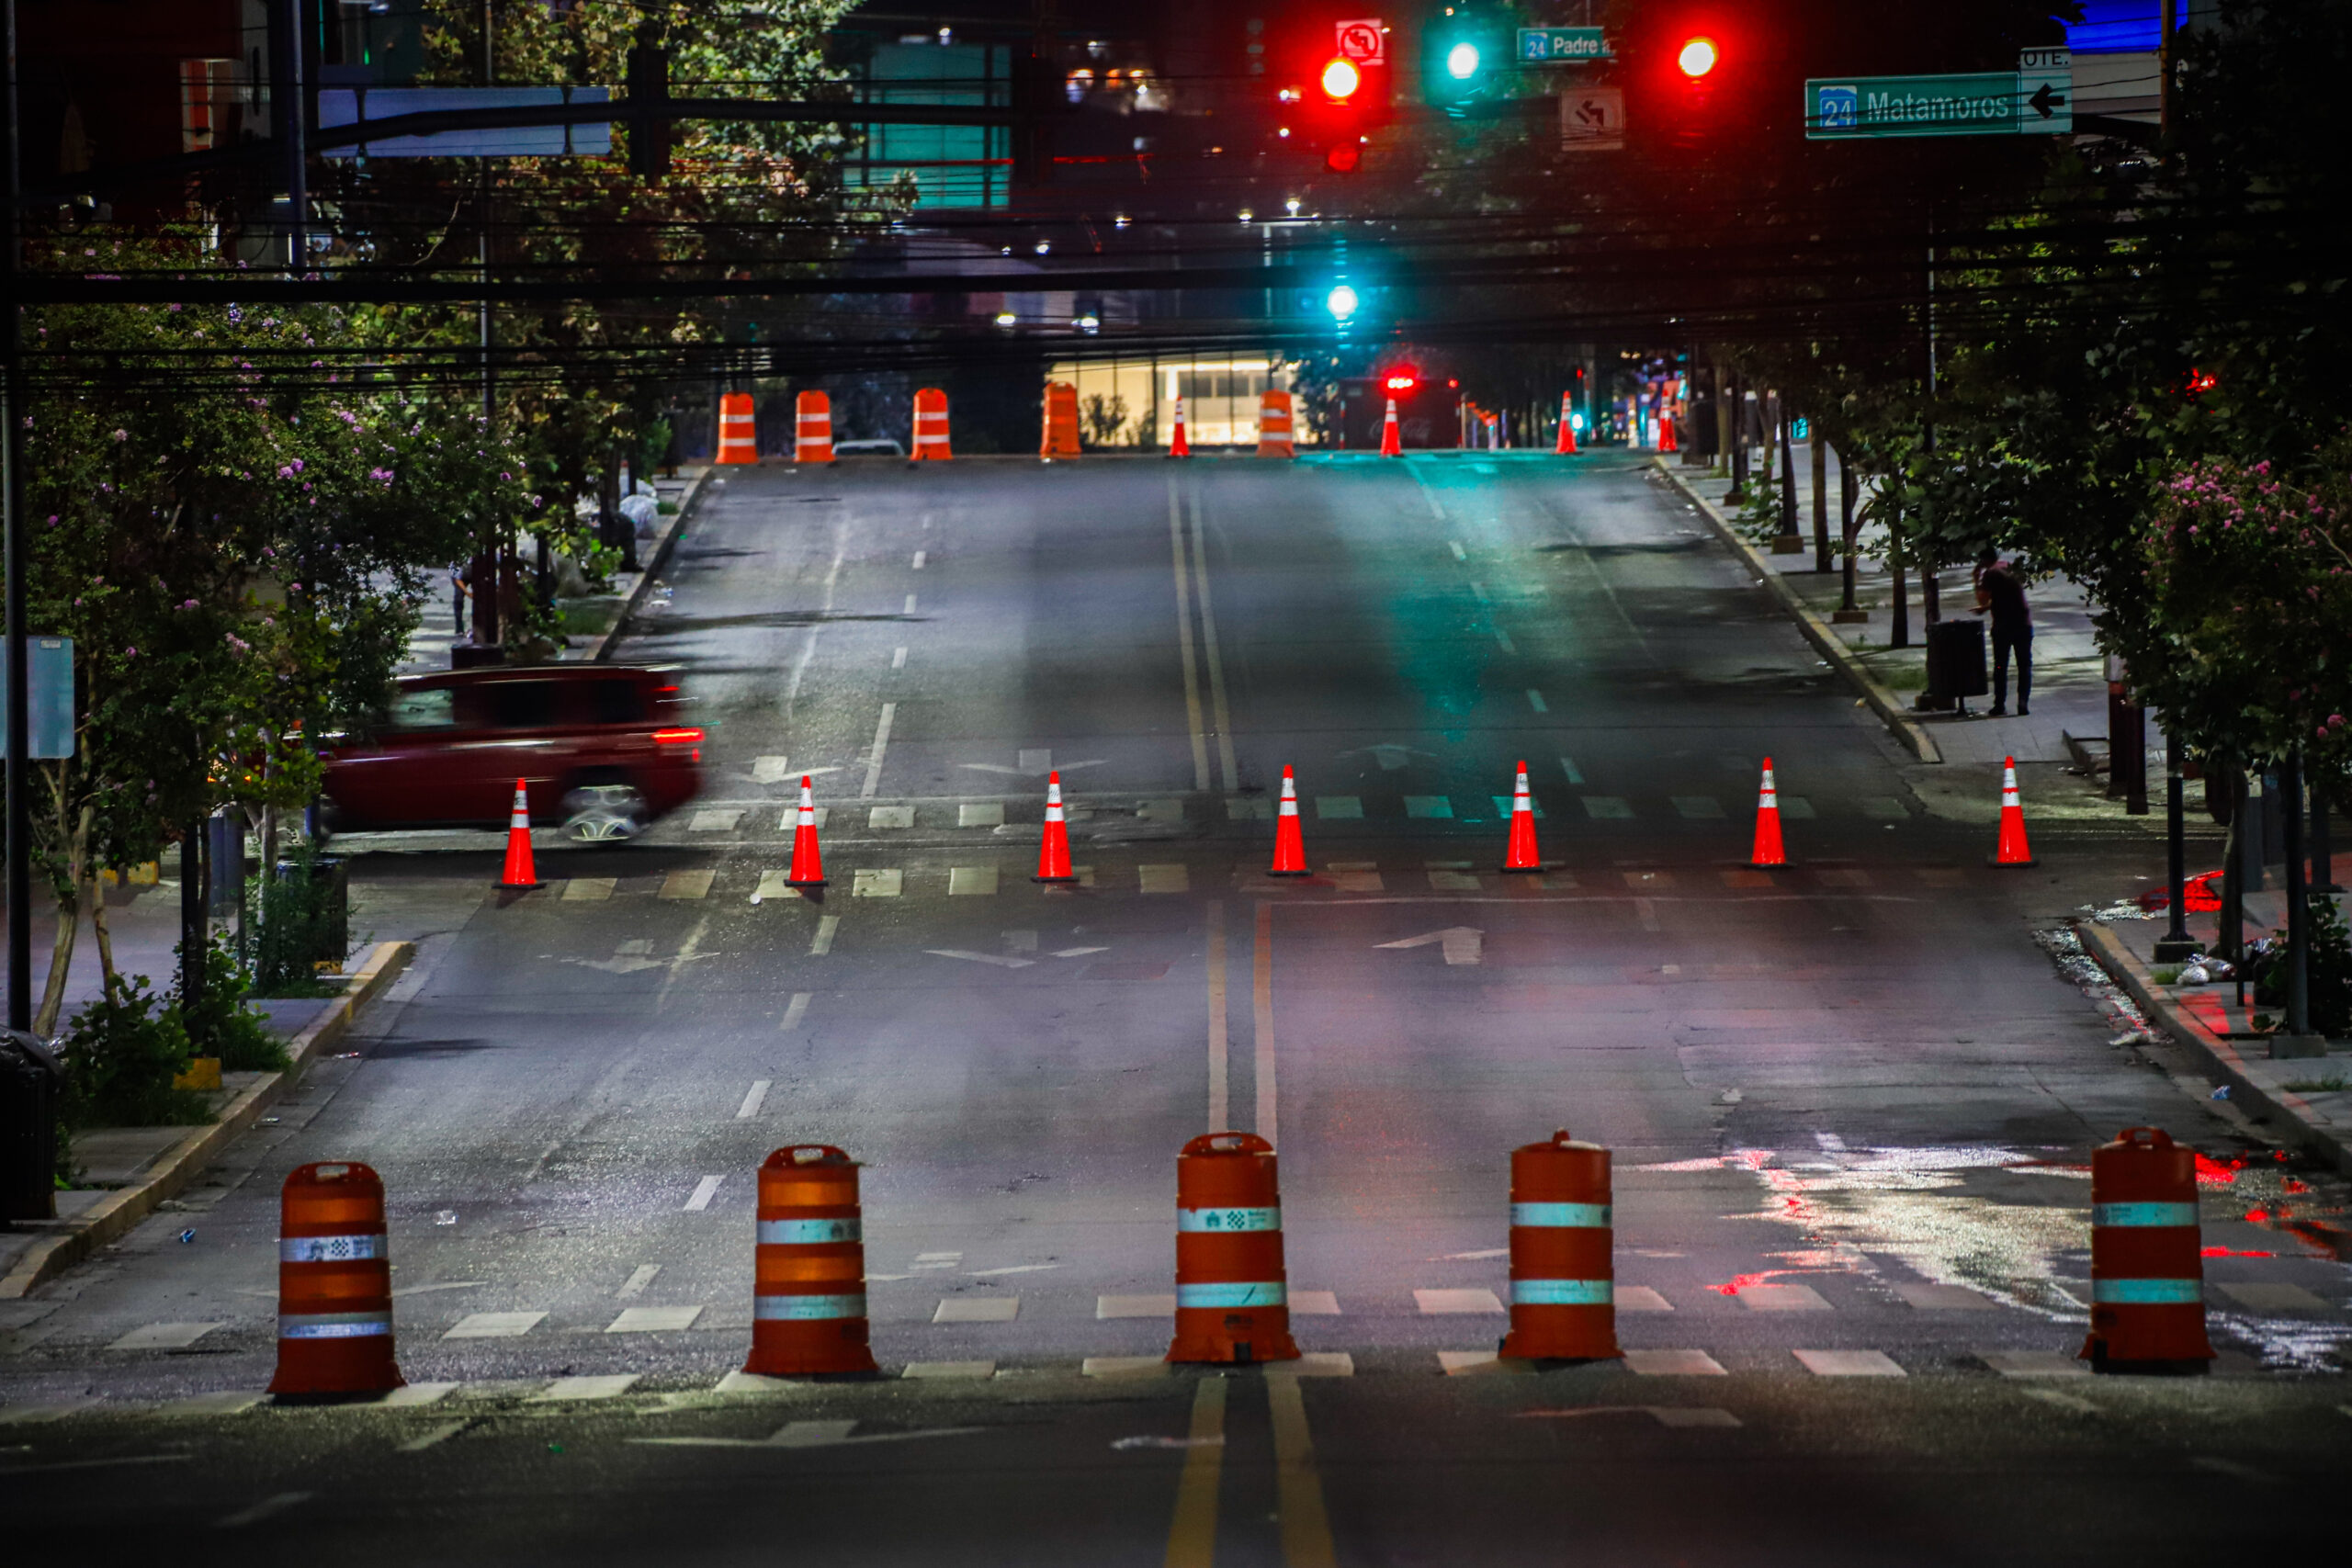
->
[3,0,28,1039]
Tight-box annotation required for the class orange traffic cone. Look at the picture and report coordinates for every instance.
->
[1992,756,2036,867]
[1502,761,1542,873]
[1169,395,1191,458]
[1035,770,1076,883]
[1269,766,1308,876]
[1658,410,1679,453]
[1555,392,1578,455]
[498,779,542,889]
[786,775,827,887]
[1750,757,1787,866]
[1380,398,1403,457]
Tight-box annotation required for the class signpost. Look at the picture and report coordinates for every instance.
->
[1335,18,1386,65]
[1806,53,2071,139]
[1559,87,1624,152]
[0,638,73,760]
[1518,27,1611,62]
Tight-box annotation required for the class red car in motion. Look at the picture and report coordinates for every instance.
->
[320,665,703,836]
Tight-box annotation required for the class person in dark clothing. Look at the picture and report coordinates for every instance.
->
[1974,554,2031,716]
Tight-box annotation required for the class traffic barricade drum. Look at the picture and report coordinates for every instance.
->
[1255,389,1295,458]
[2081,1126,2214,1371]
[745,1144,878,1376]
[911,388,952,460]
[268,1161,404,1398]
[1166,1132,1300,1364]
[795,390,836,463]
[716,391,758,465]
[1041,381,1081,458]
[1498,1129,1620,1360]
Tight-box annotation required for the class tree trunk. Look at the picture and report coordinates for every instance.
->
[92,874,120,1000]
[34,800,95,1038]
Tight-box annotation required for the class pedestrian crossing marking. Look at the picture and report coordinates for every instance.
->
[607,1306,703,1333]
[1416,1288,1506,1316]
[1097,1294,1178,1319]
[1404,795,1453,819]
[959,803,1005,828]
[1138,864,1190,895]
[1316,795,1364,819]
[1624,1349,1728,1376]
[561,877,616,901]
[869,806,915,829]
[660,870,715,900]
[1290,1291,1342,1315]
[1616,1286,1675,1312]
[530,1375,640,1402]
[1794,1348,1905,1377]
[1672,796,1725,819]
[933,1296,1019,1324]
[854,869,903,897]
[752,756,793,784]
[1582,796,1634,818]
[1890,1283,1996,1311]
[1734,1283,1832,1312]
[108,1323,222,1351]
[948,866,1000,897]
[689,809,744,833]
[443,1312,546,1339]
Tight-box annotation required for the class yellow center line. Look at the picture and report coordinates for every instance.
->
[1163,1375,1228,1568]
[1269,1371,1339,1568]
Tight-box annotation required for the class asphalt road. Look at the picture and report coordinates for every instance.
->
[4,451,2345,1564]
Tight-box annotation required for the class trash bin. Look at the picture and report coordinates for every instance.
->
[274,854,350,969]
[0,1029,64,1223]
[1925,618,1989,705]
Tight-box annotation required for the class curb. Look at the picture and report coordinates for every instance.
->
[0,940,415,1300]
[2077,920,2352,1177]
[590,467,713,664]
[1652,457,1941,764]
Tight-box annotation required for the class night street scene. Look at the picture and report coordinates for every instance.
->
[2,1,2349,1562]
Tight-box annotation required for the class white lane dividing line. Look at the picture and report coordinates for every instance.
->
[1448,539,1467,561]
[911,549,927,570]
[810,916,840,956]
[214,1492,312,1530]
[736,1080,772,1120]
[618,1264,662,1299]
[1170,479,1212,792]
[1526,688,1549,714]
[861,702,897,798]
[927,949,1035,969]
[397,1420,469,1453]
[684,1175,725,1212]
[781,992,812,1030]
[892,645,908,670]
[903,593,917,615]
[1495,628,1516,653]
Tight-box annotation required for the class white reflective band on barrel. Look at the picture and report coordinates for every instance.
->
[279,1234,386,1263]
[757,1217,862,1246]
[279,1311,391,1339]
[1176,1282,1286,1309]
[754,1293,866,1321]
[2091,1202,2198,1228]
[1177,1206,1281,1234]
[1510,1280,1613,1306]
[1510,1202,1611,1228]
[2091,1278,2201,1305]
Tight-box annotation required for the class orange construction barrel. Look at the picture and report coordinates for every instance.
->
[1498,1129,1620,1360]
[267,1161,404,1398]
[1255,389,1296,457]
[716,391,758,465]
[744,1145,878,1376]
[911,388,952,461]
[1041,382,1081,459]
[1166,1132,1300,1365]
[795,390,836,464]
[2080,1126,2214,1371]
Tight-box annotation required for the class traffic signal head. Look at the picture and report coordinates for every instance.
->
[1677,36,1720,79]
[1445,40,1481,80]
[1320,57,1362,101]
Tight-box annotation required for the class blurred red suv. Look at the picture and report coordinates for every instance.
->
[321,665,703,837]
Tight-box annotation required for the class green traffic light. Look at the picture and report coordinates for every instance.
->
[1446,41,1481,80]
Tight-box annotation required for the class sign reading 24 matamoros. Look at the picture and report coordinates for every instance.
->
[1807,51,2071,140]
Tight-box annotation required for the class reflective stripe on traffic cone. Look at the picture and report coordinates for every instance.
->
[1992,755,2036,866]
[498,778,542,889]
[2080,1127,2213,1372]
[1379,398,1403,457]
[1750,757,1788,867]
[1555,392,1578,455]
[1269,765,1307,876]
[717,391,758,465]
[795,390,835,463]
[910,388,952,461]
[1167,1133,1299,1365]
[1256,389,1295,458]
[786,775,826,887]
[268,1161,404,1399]
[1168,395,1191,458]
[1498,1130,1619,1361]
[1502,761,1542,873]
[1035,770,1076,883]
[744,1145,878,1377]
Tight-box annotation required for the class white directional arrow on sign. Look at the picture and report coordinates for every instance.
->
[1376,927,1484,965]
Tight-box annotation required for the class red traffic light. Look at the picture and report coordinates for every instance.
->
[1320,56,1362,101]
[1383,367,1419,393]
[1677,36,1720,78]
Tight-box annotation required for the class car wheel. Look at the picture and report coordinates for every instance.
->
[561,782,647,843]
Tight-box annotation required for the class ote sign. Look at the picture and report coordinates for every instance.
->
[1335,18,1386,65]
[1807,56,2070,139]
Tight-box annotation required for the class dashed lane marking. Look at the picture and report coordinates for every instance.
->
[618,1265,662,1298]
[1427,871,1481,892]
[109,1323,223,1351]
[892,645,908,670]
[1525,689,1548,714]
[904,593,917,614]
[1448,539,1467,560]
[1794,1349,1905,1377]
[1559,756,1584,784]
[735,1080,772,1120]
[781,992,811,1030]
[933,1297,1019,1324]
[861,703,897,799]
[928,949,1034,969]
[684,1176,725,1212]
[911,549,926,570]
[1624,1349,1728,1376]
[809,918,839,956]
[608,1307,703,1334]
[213,1493,312,1530]
[1436,1350,1525,1377]
[0,1397,100,1424]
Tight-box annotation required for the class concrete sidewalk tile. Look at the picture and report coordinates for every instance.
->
[606,1306,704,1333]
[1315,795,1364,819]
[2217,1282,2330,1312]
[1616,1286,1675,1313]
[1582,796,1634,818]
[902,1360,996,1380]
[1735,1284,1832,1312]
[1793,1349,1905,1377]
[1672,796,1725,819]
[561,877,616,901]
[853,869,903,897]
[1138,864,1190,895]
[948,866,1000,897]
[1082,1356,1168,1378]
[1405,795,1454,818]
[659,869,715,900]
[1979,1350,2089,1378]
[1416,1288,1506,1315]
[443,1311,547,1340]
[109,1322,224,1351]
[1289,1291,1341,1315]
[958,803,1005,828]
[1891,1283,1996,1311]
[868,806,915,829]
[531,1374,639,1402]
[1097,1294,1177,1319]
[688,809,744,833]
[1624,1349,1728,1376]
[933,1296,1019,1324]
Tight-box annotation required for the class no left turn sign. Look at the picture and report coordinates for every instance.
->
[1336,18,1386,64]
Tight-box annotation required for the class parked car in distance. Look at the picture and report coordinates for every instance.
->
[833,437,905,457]
[320,665,702,837]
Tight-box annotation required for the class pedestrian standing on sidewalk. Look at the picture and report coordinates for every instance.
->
[1974,550,2032,716]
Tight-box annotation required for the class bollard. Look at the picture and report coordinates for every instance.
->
[2080,1126,2213,1372]
[1498,1130,1620,1360]
[744,1145,877,1376]
[268,1161,404,1398]
[1166,1133,1299,1365]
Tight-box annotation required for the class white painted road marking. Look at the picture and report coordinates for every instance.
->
[689,808,743,832]
[1617,1286,1676,1312]
[949,866,1000,896]
[933,1296,1019,1324]
[1416,1289,1506,1315]
[903,1361,995,1380]
[1735,1283,1831,1312]
[1290,1291,1341,1315]
[381,1382,461,1406]
[958,802,1004,827]
[1559,756,1584,784]
[1186,492,1240,791]
[752,755,793,784]
[911,549,926,570]
[109,1323,222,1351]
[861,703,896,798]
[1891,1282,1996,1310]
[1526,688,1548,713]
[1139,864,1190,894]
[1377,927,1484,965]
[1624,1349,1729,1376]
[1582,795,1634,818]
[608,1307,703,1334]
[736,1080,772,1120]
[810,918,839,955]
[618,1265,662,1298]
[532,1375,641,1401]
[927,949,1034,969]
[1448,539,1467,560]
[891,646,908,669]
[214,1493,311,1529]
[903,593,917,614]
[868,805,915,829]
[397,1420,469,1452]
[1795,1349,1905,1377]
[684,1176,725,1212]
[1099,1293,1178,1319]
[967,1264,1059,1277]
[443,1312,546,1340]
[1980,1350,2091,1378]
[780,994,812,1032]
[561,877,615,901]
[1206,898,1228,1132]
[659,869,714,900]
[1170,487,1207,789]
[853,869,902,897]
[1315,795,1363,818]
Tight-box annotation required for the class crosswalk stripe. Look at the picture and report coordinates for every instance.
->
[1138,864,1190,894]
[948,866,1000,896]
[1794,1349,1905,1377]
[1624,1349,1728,1376]
[659,870,714,900]
[561,877,615,901]
[1404,795,1453,819]
[853,869,903,897]
[1315,795,1363,819]
[1581,795,1633,818]
[443,1312,545,1339]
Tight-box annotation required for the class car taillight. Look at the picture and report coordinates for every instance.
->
[653,727,703,761]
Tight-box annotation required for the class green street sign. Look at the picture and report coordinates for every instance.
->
[0,637,75,760]
[1806,70,2071,139]
[1518,27,1610,62]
